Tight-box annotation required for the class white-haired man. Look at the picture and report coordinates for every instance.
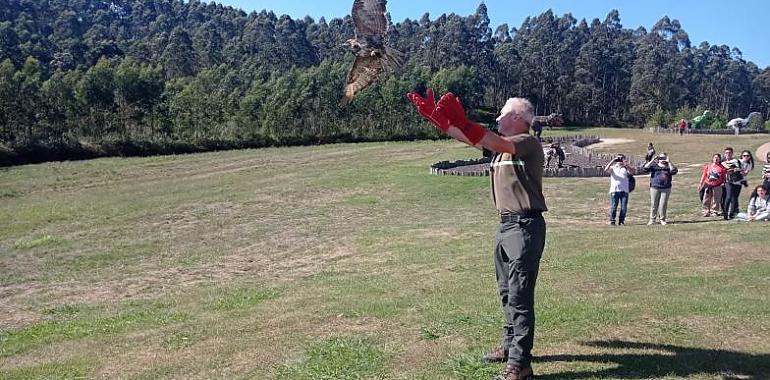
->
[408,90,546,380]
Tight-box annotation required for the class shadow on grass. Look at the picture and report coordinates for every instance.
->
[667,219,727,225]
[537,340,769,380]
[614,219,722,226]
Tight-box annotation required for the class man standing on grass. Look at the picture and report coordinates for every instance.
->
[408,90,546,380]
[604,154,635,225]
[722,147,743,220]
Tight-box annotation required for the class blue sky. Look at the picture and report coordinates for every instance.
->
[217,0,769,69]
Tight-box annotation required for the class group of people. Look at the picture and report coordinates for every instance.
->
[699,147,770,221]
[606,143,770,225]
[605,145,678,225]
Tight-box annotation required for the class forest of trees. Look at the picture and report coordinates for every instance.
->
[1,0,770,164]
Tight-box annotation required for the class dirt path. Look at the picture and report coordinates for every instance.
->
[585,138,636,149]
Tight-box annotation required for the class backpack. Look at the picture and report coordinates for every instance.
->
[628,174,636,193]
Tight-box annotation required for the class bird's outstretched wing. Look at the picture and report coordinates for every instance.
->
[351,0,388,38]
[341,55,383,105]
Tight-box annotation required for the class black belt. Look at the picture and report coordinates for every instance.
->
[499,211,541,223]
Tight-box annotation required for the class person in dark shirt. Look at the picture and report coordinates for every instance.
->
[721,147,749,219]
[645,143,656,162]
[643,153,678,225]
[408,89,545,380]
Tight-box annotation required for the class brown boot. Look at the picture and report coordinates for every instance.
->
[481,345,508,363]
[493,364,534,380]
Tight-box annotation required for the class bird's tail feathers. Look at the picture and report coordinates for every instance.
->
[382,47,404,72]
[340,92,353,106]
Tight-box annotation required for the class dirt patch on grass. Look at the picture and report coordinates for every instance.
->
[0,236,359,330]
[676,315,770,352]
[639,237,767,272]
[392,334,471,373]
[586,138,636,150]
[3,183,389,324]
[414,227,464,240]
[99,240,352,298]
[0,301,41,329]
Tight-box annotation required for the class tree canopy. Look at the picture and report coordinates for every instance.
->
[1,0,768,164]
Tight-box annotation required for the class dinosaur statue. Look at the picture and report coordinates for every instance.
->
[545,142,565,168]
[690,110,712,129]
[531,113,563,140]
[727,112,762,134]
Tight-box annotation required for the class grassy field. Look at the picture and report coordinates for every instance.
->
[1,128,769,380]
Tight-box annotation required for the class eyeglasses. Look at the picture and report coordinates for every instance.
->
[742,154,750,157]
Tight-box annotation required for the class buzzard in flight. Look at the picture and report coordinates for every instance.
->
[341,0,403,105]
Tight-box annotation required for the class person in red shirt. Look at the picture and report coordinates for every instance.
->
[678,119,687,135]
[698,153,727,216]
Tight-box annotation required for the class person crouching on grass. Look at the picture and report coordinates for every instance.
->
[736,185,770,221]
[408,89,546,380]
[604,154,635,225]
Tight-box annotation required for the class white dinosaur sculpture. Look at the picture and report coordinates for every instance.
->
[727,112,762,135]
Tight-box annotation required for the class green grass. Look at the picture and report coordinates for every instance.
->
[205,287,280,312]
[0,359,91,380]
[1,301,189,358]
[12,235,59,250]
[274,337,386,380]
[1,128,769,379]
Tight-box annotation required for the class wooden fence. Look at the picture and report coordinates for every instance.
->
[651,127,768,135]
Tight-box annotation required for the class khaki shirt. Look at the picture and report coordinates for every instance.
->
[489,134,547,214]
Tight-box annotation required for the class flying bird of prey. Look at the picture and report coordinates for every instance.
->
[341,0,404,105]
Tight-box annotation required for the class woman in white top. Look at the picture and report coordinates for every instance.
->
[604,154,635,225]
[739,150,755,187]
[736,185,770,221]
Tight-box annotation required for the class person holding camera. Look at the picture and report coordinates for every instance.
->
[721,147,751,220]
[604,154,635,225]
[643,153,678,225]
[698,153,727,217]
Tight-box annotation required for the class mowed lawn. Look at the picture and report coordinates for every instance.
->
[1,128,769,380]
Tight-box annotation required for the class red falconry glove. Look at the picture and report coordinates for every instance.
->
[407,88,450,132]
[435,93,487,145]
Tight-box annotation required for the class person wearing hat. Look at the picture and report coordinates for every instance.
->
[407,90,546,380]
[643,152,678,225]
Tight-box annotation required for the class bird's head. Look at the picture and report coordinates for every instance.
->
[344,38,361,51]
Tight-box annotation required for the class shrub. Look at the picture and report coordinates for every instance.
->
[672,105,695,126]
[748,116,764,130]
[646,107,669,129]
